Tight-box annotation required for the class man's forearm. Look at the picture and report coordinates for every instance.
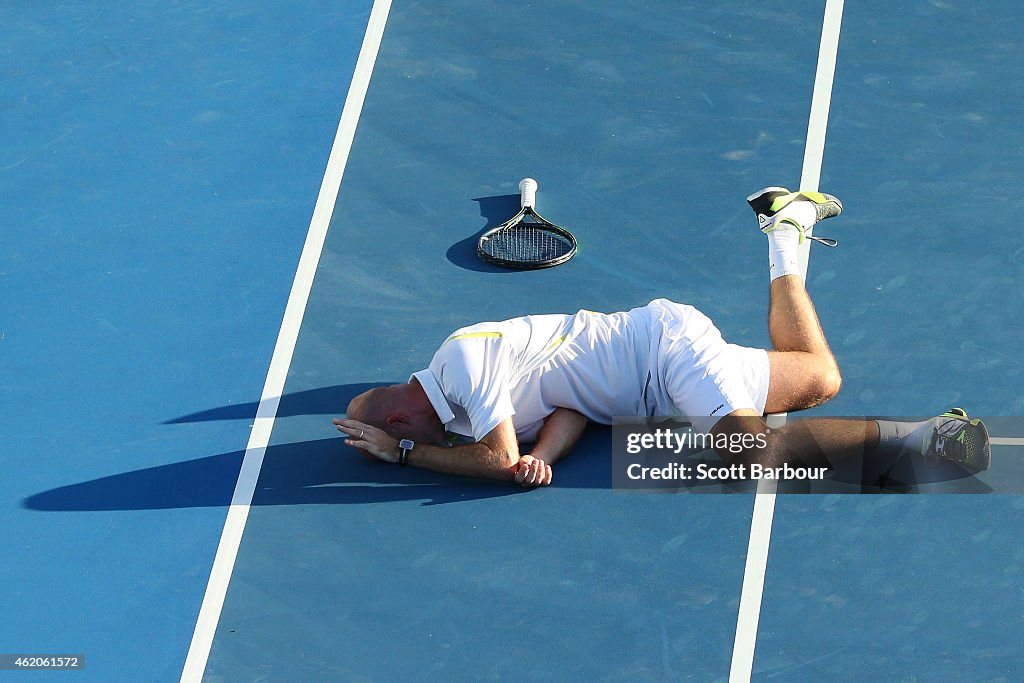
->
[335,417,538,485]
[406,441,517,481]
[529,408,587,465]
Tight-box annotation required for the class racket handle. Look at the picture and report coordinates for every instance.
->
[519,177,538,208]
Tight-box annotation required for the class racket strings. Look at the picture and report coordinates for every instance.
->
[480,223,574,262]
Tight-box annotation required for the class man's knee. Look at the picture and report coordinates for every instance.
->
[795,359,842,410]
[820,363,842,401]
[803,362,841,408]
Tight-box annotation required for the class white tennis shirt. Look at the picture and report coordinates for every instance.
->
[410,299,766,443]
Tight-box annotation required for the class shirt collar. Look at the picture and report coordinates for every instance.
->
[410,369,456,425]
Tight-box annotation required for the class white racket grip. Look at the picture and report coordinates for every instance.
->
[519,177,538,208]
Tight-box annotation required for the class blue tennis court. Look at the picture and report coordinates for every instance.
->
[4,1,1023,680]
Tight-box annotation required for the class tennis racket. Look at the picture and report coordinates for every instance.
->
[476,178,577,269]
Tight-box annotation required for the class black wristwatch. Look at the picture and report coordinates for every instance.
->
[398,439,414,466]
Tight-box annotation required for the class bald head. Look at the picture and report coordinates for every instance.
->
[345,380,446,445]
[345,385,398,431]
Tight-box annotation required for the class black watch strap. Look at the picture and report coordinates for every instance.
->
[398,439,414,466]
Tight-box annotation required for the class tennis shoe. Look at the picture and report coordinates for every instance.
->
[921,408,991,473]
[747,186,843,247]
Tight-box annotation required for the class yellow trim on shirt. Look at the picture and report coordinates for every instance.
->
[546,334,569,351]
[443,331,503,344]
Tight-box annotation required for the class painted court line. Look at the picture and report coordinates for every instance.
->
[728,2,845,682]
[178,1,392,680]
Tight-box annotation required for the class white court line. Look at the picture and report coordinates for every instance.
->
[728,2,845,683]
[178,1,392,680]
[992,437,1024,446]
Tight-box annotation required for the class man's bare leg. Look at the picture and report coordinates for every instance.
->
[713,410,878,470]
[763,275,844,414]
[746,187,846,415]
[717,271,988,474]
[714,187,990,475]
[723,187,880,464]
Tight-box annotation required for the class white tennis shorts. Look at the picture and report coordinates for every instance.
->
[646,299,770,421]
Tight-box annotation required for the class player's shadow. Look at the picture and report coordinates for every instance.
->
[446,194,523,273]
[25,382,615,511]
[21,425,996,512]
[162,382,389,424]
[830,450,992,493]
[22,430,614,512]
[23,382,997,511]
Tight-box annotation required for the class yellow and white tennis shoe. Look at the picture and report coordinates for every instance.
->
[747,186,843,247]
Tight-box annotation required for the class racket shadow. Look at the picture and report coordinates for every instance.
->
[446,194,524,273]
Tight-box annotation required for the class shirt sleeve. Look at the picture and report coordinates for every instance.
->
[431,336,516,442]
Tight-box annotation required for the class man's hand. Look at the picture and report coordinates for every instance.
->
[333,418,399,463]
[511,455,552,487]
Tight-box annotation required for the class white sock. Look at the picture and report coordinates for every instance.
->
[767,224,801,280]
[766,201,817,281]
[876,419,931,455]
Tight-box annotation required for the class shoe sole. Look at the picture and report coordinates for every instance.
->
[746,186,790,204]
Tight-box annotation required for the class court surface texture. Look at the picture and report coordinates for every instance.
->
[3,1,1023,681]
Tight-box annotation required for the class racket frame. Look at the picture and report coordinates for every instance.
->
[476,204,577,270]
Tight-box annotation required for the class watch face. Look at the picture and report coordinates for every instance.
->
[399,439,414,450]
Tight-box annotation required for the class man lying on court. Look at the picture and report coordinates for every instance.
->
[334,187,991,487]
